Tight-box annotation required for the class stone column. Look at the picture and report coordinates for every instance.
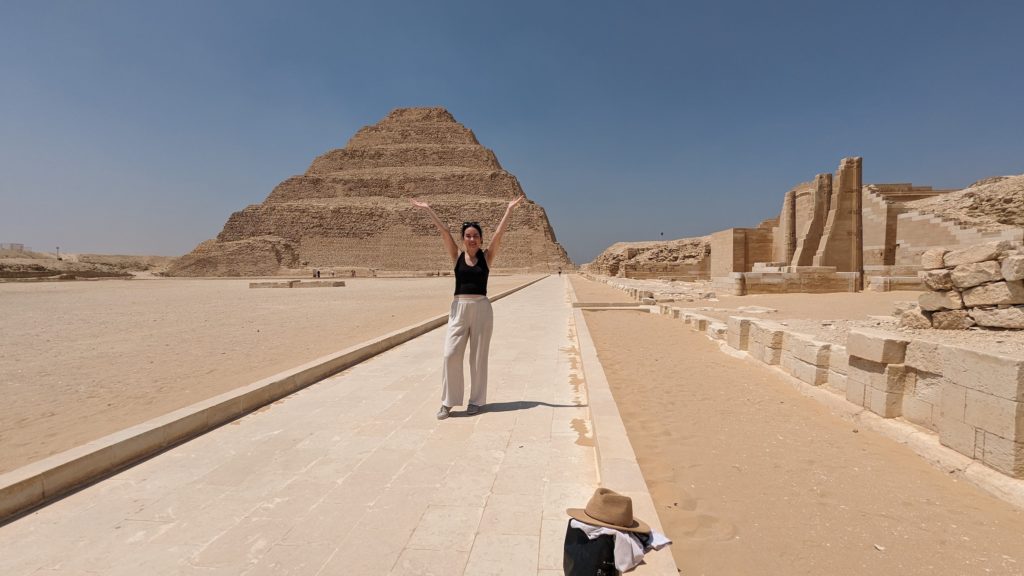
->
[813,157,863,282]
[792,173,832,266]
[775,190,796,264]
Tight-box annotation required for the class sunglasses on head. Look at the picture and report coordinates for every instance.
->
[462,221,479,228]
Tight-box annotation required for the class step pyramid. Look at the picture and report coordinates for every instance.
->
[169,107,572,276]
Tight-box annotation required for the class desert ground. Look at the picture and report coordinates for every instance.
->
[572,276,1024,575]
[0,275,538,474]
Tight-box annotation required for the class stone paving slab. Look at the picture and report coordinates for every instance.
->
[0,276,672,575]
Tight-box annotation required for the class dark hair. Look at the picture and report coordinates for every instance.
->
[461,221,482,237]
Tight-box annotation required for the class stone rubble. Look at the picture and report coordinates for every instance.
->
[902,240,1024,330]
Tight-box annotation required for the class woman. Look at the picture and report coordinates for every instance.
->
[411,195,524,419]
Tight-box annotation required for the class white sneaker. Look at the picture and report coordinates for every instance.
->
[436,405,451,420]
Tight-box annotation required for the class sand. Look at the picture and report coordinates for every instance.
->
[0,275,538,474]
[583,308,1024,575]
[568,276,637,303]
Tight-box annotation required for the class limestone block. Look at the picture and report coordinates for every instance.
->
[783,333,831,367]
[920,268,953,291]
[898,308,932,329]
[847,356,880,389]
[780,351,796,373]
[726,317,754,351]
[931,310,975,330]
[883,364,915,393]
[940,380,968,422]
[913,371,945,405]
[1001,255,1024,282]
[918,290,963,312]
[828,370,847,392]
[846,377,867,406]
[902,396,937,430]
[293,280,346,288]
[964,390,1024,441]
[943,240,1015,267]
[869,388,902,418]
[692,316,708,331]
[748,321,785,349]
[920,248,948,270]
[981,432,1024,478]
[950,261,1002,289]
[970,306,1024,329]
[962,280,1024,307]
[791,357,829,386]
[892,300,918,316]
[249,280,298,288]
[848,357,911,393]
[829,345,849,375]
[748,341,782,365]
[641,298,656,305]
[846,328,909,364]
[904,340,946,373]
[706,322,727,340]
[939,417,979,459]
[944,347,1024,402]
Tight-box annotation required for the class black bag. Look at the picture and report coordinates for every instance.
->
[563,520,620,576]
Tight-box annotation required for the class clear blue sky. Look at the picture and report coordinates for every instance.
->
[2,1,1022,263]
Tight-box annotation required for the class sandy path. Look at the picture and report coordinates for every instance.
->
[583,309,1024,575]
[569,275,636,303]
[0,275,538,473]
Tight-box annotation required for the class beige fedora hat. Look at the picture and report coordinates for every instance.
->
[566,487,651,534]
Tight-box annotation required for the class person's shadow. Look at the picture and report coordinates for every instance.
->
[453,400,585,416]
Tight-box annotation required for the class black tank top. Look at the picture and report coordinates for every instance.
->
[454,250,489,296]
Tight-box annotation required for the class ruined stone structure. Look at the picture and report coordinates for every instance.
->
[893,175,1024,268]
[704,157,1024,296]
[169,108,572,276]
[583,237,710,280]
[711,157,867,295]
[813,157,863,273]
[900,240,1024,330]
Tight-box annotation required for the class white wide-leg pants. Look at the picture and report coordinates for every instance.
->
[441,297,493,408]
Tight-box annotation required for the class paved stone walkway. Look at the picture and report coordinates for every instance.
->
[0,276,614,575]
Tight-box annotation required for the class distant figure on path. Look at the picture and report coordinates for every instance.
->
[411,195,524,419]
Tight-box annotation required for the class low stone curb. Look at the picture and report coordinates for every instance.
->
[0,275,548,523]
[569,280,679,574]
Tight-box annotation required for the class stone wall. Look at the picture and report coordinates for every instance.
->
[791,174,831,266]
[169,108,572,276]
[813,157,863,273]
[709,226,774,277]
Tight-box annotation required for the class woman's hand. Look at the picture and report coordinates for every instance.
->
[411,198,430,209]
[507,195,524,210]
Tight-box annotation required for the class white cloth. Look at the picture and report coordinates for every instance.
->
[569,519,672,572]
[441,297,493,407]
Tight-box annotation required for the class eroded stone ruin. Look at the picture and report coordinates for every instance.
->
[708,158,1023,295]
[169,108,572,276]
[583,237,710,280]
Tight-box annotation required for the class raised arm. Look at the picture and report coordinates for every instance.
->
[485,195,524,266]
[411,199,459,263]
